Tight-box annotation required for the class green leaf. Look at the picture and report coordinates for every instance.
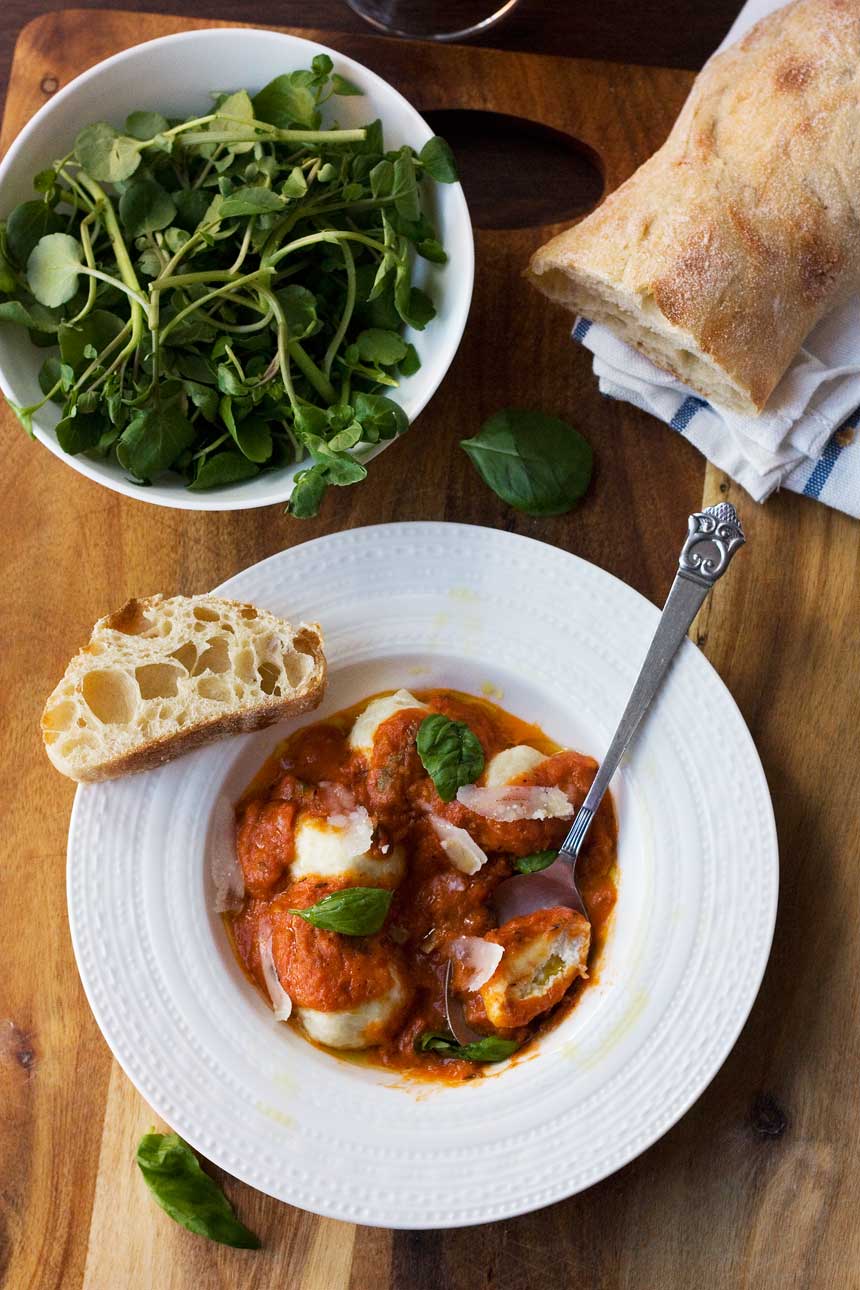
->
[461,409,593,517]
[356,328,407,366]
[206,90,256,154]
[332,74,363,96]
[393,150,420,221]
[513,851,558,874]
[311,53,334,78]
[0,297,63,332]
[417,714,484,802]
[369,160,394,200]
[27,233,84,307]
[398,343,421,377]
[288,463,329,517]
[353,392,407,442]
[6,200,64,266]
[33,168,57,194]
[218,187,284,218]
[136,1132,260,1248]
[38,355,64,398]
[190,451,260,489]
[172,188,211,231]
[74,122,142,181]
[226,413,272,463]
[253,72,318,130]
[290,886,393,935]
[119,178,177,238]
[59,309,125,369]
[281,167,308,199]
[419,136,459,183]
[55,409,107,455]
[125,110,170,140]
[277,284,318,339]
[414,1032,520,1063]
[404,287,436,331]
[118,404,196,480]
[417,237,447,264]
[183,380,219,421]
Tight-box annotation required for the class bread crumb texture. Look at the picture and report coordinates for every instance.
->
[42,594,326,782]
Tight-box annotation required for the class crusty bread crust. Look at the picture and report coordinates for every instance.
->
[527,0,860,416]
[42,595,326,782]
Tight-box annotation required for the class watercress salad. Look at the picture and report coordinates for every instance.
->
[0,55,458,515]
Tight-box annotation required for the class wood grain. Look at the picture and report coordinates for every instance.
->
[1,9,858,1290]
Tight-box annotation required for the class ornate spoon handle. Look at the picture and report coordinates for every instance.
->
[561,503,746,858]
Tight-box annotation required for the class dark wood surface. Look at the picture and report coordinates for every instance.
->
[5,6,860,1290]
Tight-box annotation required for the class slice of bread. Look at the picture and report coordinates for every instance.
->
[42,594,326,782]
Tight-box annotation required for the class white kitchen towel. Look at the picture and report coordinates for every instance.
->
[573,0,860,517]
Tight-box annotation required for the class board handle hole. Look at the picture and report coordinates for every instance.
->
[421,108,604,231]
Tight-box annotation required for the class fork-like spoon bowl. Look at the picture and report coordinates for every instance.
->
[444,503,746,1046]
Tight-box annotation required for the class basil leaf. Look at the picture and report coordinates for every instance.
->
[136,1132,260,1249]
[513,851,557,874]
[419,136,459,183]
[461,409,593,517]
[290,886,393,935]
[415,1032,520,1063]
[417,714,484,803]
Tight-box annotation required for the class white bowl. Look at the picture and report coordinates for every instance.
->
[0,29,474,510]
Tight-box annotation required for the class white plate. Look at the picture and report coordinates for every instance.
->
[0,29,474,510]
[67,523,778,1228]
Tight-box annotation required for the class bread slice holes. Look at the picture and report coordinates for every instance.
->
[82,669,138,725]
[170,641,198,673]
[193,606,220,623]
[257,661,282,696]
[197,675,230,702]
[60,733,99,758]
[106,601,154,635]
[43,700,77,733]
[85,642,106,656]
[282,650,311,688]
[240,606,258,620]
[136,663,183,700]
[234,647,256,683]
[193,636,230,676]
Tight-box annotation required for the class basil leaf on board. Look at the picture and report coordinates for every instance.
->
[136,1132,261,1249]
[291,886,393,935]
[461,408,593,517]
[417,714,485,803]
[415,1032,520,1063]
[419,136,459,183]
[513,851,557,874]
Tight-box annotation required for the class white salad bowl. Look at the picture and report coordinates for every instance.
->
[0,28,474,510]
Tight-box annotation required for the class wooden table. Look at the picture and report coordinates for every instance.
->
[4,4,860,1289]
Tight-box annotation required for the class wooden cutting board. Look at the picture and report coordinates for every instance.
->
[3,10,860,1290]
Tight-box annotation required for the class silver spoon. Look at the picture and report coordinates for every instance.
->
[444,502,746,1045]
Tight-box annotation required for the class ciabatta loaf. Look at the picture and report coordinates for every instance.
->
[527,0,860,416]
[42,595,326,782]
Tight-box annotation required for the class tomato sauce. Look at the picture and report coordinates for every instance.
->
[226,689,618,1083]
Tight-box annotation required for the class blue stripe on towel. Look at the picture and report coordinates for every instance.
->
[802,409,859,498]
[573,319,592,342]
[670,395,709,433]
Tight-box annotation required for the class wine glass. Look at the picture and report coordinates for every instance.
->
[345,0,521,41]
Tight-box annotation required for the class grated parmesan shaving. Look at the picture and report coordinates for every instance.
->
[456,784,574,822]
